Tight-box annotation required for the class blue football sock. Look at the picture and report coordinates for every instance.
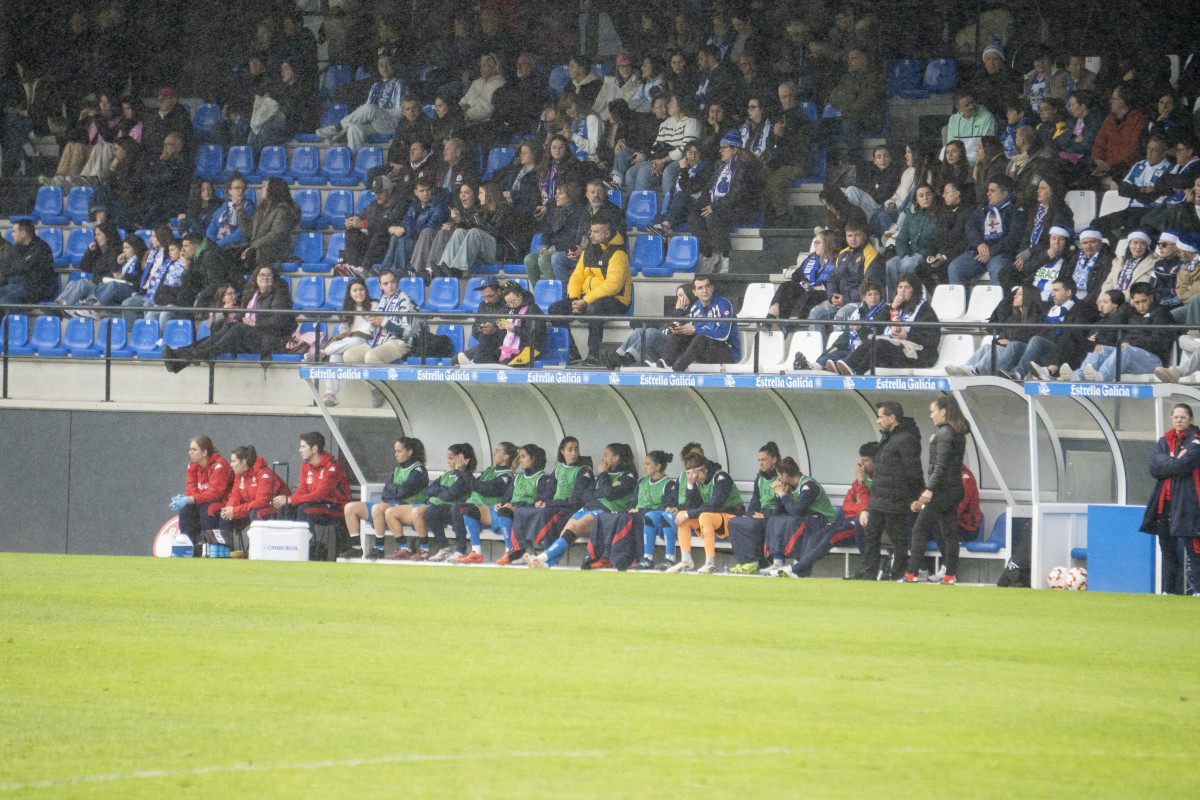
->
[544,537,570,566]
[464,516,482,547]
[664,522,677,555]
[643,521,659,558]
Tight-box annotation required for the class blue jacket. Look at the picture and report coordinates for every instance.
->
[1142,426,1200,538]
[964,195,1026,259]
[688,295,740,359]
[401,199,448,240]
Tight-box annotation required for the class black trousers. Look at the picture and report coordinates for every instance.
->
[863,509,909,575]
[908,502,960,577]
[687,204,738,257]
[663,333,733,372]
[845,340,921,372]
[547,296,629,358]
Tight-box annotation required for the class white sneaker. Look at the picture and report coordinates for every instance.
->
[762,564,787,577]
[454,352,473,366]
[927,565,947,583]
[523,553,546,569]
[1030,363,1052,381]
[428,547,455,562]
[322,393,339,407]
[315,124,341,139]
[716,256,730,274]
[1058,363,1073,381]
[696,562,717,574]
[444,551,464,563]
[665,560,693,573]
[1083,364,1099,381]
[1155,365,1182,383]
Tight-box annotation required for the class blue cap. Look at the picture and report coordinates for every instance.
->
[1179,232,1200,253]
[720,129,743,149]
[474,276,501,290]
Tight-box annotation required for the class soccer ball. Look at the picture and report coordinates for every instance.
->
[1047,566,1069,589]
[1064,567,1088,591]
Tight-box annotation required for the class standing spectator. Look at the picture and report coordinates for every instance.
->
[139,87,192,168]
[316,55,407,152]
[693,45,741,113]
[0,220,56,304]
[1091,85,1150,184]
[970,41,1022,116]
[240,178,301,269]
[547,216,632,366]
[853,401,923,581]
[592,51,642,121]
[660,274,739,372]
[688,130,759,274]
[903,397,969,584]
[759,81,812,227]
[1140,403,1200,595]
[825,47,885,140]
[948,175,1026,287]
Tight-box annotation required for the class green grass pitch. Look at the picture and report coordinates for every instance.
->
[2,554,1198,798]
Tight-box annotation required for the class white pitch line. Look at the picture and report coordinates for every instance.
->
[0,745,1191,792]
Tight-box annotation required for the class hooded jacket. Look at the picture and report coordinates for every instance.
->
[568,230,632,306]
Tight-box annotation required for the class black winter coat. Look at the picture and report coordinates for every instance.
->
[868,416,924,514]
[925,423,967,511]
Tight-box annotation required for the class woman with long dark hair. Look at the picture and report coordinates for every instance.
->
[934,139,973,201]
[835,272,940,375]
[949,282,1047,376]
[240,176,300,267]
[447,441,518,564]
[973,135,1008,188]
[320,278,375,405]
[902,396,969,584]
[343,437,428,560]
[1141,403,1200,594]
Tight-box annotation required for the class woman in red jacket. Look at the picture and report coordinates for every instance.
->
[219,445,289,557]
[178,436,233,548]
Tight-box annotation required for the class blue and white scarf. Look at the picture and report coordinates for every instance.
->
[370,291,417,346]
[710,156,735,204]
[847,301,888,351]
[1071,250,1101,297]
[1045,298,1075,334]
[983,196,1013,241]
[800,254,835,286]
[215,198,255,240]
[739,120,771,157]
[884,299,925,338]
[1029,204,1049,248]
[144,258,185,304]
[1114,255,1143,291]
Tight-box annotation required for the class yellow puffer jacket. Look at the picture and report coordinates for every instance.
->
[567,231,633,306]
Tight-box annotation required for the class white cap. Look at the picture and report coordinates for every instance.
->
[1128,230,1152,244]
[1160,231,1180,245]
[1049,225,1072,238]
[1078,228,1102,241]
[1179,238,1198,253]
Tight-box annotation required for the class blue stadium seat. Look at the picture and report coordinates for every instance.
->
[548,65,570,96]
[538,326,570,365]
[323,276,351,310]
[897,58,957,99]
[194,145,223,180]
[220,146,255,182]
[163,319,196,349]
[322,232,345,265]
[426,277,461,312]
[294,232,325,272]
[322,190,354,229]
[533,280,563,312]
[399,276,425,305]
[129,319,162,357]
[64,228,92,267]
[456,277,488,312]
[1,314,35,355]
[320,65,352,100]
[886,60,922,97]
[365,276,381,299]
[607,188,622,207]
[422,104,435,119]
[483,147,515,180]
[529,233,543,252]
[96,318,133,358]
[292,276,326,310]
[964,512,1007,554]
[629,234,664,274]
[821,103,842,118]
[434,324,465,354]
[66,186,94,225]
[651,234,699,276]
[249,145,289,183]
[192,103,221,138]
[591,63,611,78]
[287,146,323,184]
[64,317,102,357]
[294,189,323,230]
[31,315,67,356]
[355,190,375,214]
[33,186,66,224]
[345,147,383,185]
[625,190,658,228]
[134,230,153,249]
[320,146,354,183]
[794,148,827,186]
[37,228,66,266]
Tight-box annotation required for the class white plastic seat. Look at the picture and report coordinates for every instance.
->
[1064,190,1096,229]
[1098,189,1128,217]
[874,333,977,376]
[930,284,966,321]
[766,330,826,372]
[961,285,1004,322]
[691,331,756,373]
[738,282,777,319]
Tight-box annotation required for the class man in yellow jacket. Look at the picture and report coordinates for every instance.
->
[547,217,633,366]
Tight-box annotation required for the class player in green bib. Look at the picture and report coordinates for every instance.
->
[726,442,785,573]
[602,450,680,571]
[341,437,428,559]
[530,443,638,568]
[511,436,594,562]
[494,444,556,564]
[408,443,477,561]
[447,442,517,563]
[667,451,745,574]
[756,457,837,575]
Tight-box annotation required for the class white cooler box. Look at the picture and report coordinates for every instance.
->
[247,521,312,561]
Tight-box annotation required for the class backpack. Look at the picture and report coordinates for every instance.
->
[996,520,1032,587]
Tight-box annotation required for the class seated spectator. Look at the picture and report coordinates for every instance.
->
[315,55,406,151]
[206,173,255,251]
[629,54,666,113]
[809,219,882,332]
[1057,90,1104,171]
[130,236,190,329]
[1149,230,1186,312]
[948,91,997,165]
[380,179,448,274]
[55,223,123,308]
[1153,137,1200,206]
[1006,177,1073,275]
[561,92,602,164]
[1071,282,1172,381]
[1008,127,1061,208]
[770,229,839,325]
[998,99,1032,158]
[388,139,439,216]
[667,14,701,60]
[272,432,352,551]
[1065,54,1098,95]
[562,55,602,111]
[178,180,223,238]
[824,47,885,139]
[760,80,813,226]
[737,53,776,115]
[343,176,404,270]
[495,140,541,252]
[47,93,120,186]
[271,60,320,144]
[547,217,632,366]
[87,235,148,310]
[660,274,739,372]
[491,53,547,139]
[875,144,938,248]
[342,269,421,365]
[665,50,698,102]
[918,180,972,292]
[948,283,1047,376]
[524,180,588,285]
[597,99,640,188]
[0,220,52,305]
[833,273,940,375]
[885,184,939,295]
[593,51,642,121]
[933,139,974,199]
[239,177,301,269]
[814,278,889,371]
[377,98,432,185]
[948,175,1025,287]
[453,277,506,366]
[435,138,481,204]
[1092,134,1172,240]
[495,281,546,367]
[816,186,868,240]
[429,93,466,148]
[460,53,506,125]
[1091,85,1151,185]
[970,41,1022,116]
[163,264,296,371]
[1013,277,1098,379]
[1102,230,1156,293]
[1063,227,1112,302]
[972,135,1008,190]
[1146,92,1189,143]
[136,132,191,229]
[180,233,245,310]
[320,278,374,405]
[689,130,760,274]
[139,87,192,168]
[1036,96,1071,151]
[584,179,624,230]
[623,94,701,196]
[411,182,480,278]
[1032,288,1127,381]
[693,44,741,112]
[843,144,902,230]
[645,140,709,236]
[219,445,288,557]
[436,182,516,276]
[1002,224,1076,298]
[608,283,696,368]
[1022,46,1068,114]
[1167,234,1200,324]
[117,225,174,322]
[536,136,584,220]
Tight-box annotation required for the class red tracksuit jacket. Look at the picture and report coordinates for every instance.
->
[289,451,351,506]
[186,455,233,506]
